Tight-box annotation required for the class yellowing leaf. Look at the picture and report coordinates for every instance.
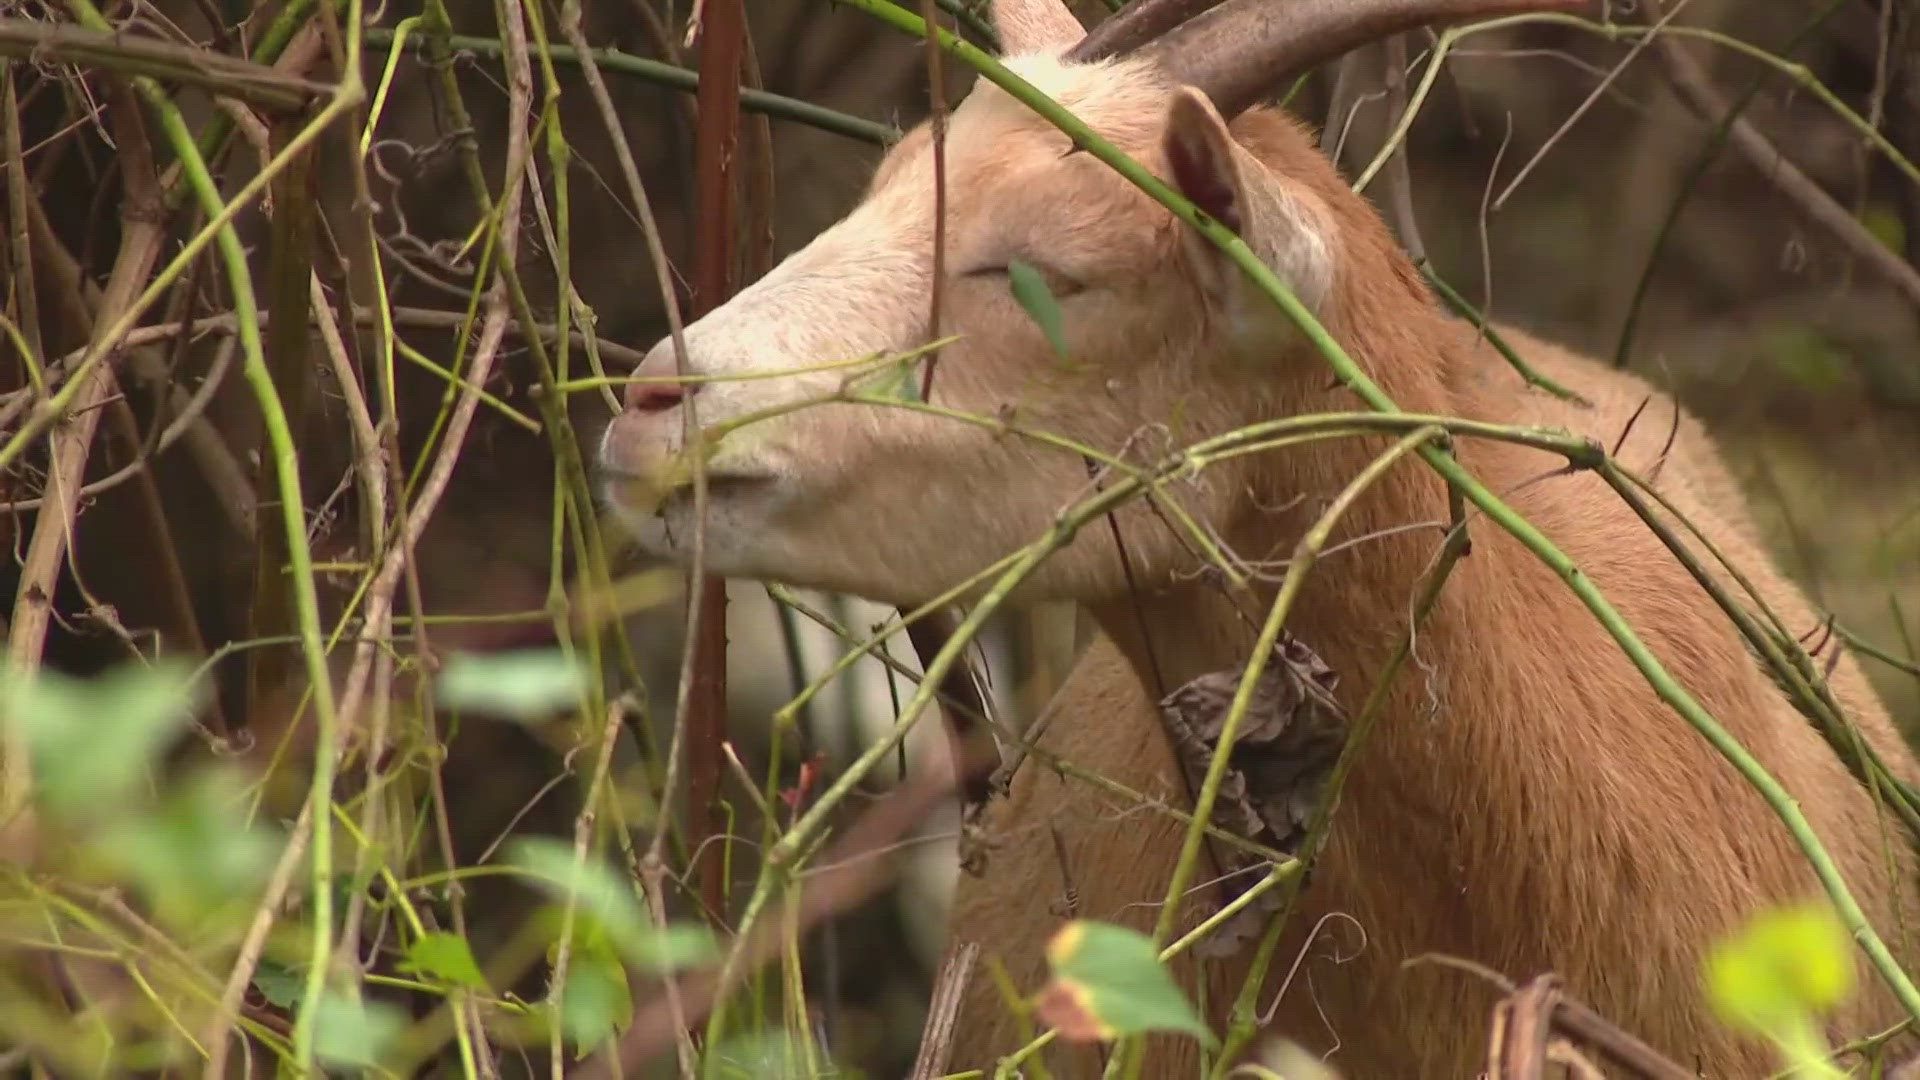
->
[1707,903,1854,1034]
[1036,921,1213,1046]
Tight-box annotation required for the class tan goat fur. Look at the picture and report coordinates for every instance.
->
[598,5,1920,1075]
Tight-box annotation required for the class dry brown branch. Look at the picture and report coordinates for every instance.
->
[1642,0,1920,311]
[560,0,718,1060]
[1485,973,1696,1080]
[4,199,253,533]
[0,17,326,111]
[553,0,703,1066]
[3,79,164,826]
[548,698,632,1079]
[202,7,545,1070]
[1381,34,1425,264]
[684,0,747,927]
[201,798,314,1078]
[101,391,222,733]
[7,304,648,407]
[4,60,40,370]
[909,940,980,1079]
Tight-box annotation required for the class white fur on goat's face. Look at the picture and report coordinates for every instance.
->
[598,54,1338,605]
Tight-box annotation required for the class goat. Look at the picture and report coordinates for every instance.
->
[597,0,1920,1074]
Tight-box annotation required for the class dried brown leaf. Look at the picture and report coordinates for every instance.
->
[1158,632,1347,958]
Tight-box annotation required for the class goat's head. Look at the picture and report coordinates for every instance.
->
[599,0,1585,606]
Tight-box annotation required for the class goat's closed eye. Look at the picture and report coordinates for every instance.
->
[964,259,1087,299]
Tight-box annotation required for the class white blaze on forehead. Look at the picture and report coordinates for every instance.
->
[670,56,1119,387]
[654,52,1187,439]
[676,197,932,392]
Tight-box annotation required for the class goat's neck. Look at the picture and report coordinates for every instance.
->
[1091,305,1482,704]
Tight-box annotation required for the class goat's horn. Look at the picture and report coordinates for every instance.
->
[1067,0,1229,62]
[1142,0,1596,120]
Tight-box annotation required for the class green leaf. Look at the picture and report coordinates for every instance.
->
[252,961,303,1009]
[510,838,720,972]
[873,357,923,403]
[0,659,202,815]
[847,352,922,404]
[635,923,723,971]
[706,1029,824,1078]
[1859,202,1906,254]
[556,949,631,1052]
[308,991,406,1069]
[1008,257,1069,362]
[1036,921,1213,1046]
[435,648,589,720]
[94,766,279,928]
[401,931,487,991]
[1707,903,1854,1034]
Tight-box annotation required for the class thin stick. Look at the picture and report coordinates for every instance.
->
[548,699,630,1079]
[1490,0,1685,210]
[358,27,896,145]
[0,16,327,111]
[1645,0,1920,311]
[3,79,163,828]
[553,0,702,1067]
[684,0,747,929]
[591,765,963,1076]
[911,941,981,1079]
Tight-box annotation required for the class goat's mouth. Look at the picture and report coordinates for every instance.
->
[600,465,781,514]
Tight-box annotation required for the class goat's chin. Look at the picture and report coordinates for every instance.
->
[602,474,793,577]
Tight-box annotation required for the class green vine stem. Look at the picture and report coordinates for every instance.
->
[53,0,364,1066]
[1417,260,1590,406]
[1110,426,1445,1078]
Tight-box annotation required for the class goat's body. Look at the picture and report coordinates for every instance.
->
[597,8,1920,1071]
[946,322,1920,1078]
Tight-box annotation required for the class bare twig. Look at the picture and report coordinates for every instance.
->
[8,197,255,536]
[1485,973,1695,1080]
[549,698,631,1079]
[4,80,164,826]
[1380,34,1426,264]
[358,27,896,146]
[1490,0,1685,211]
[554,0,702,1065]
[684,0,747,928]
[7,304,648,405]
[1644,0,1920,311]
[0,17,327,111]
[909,941,980,1079]
[4,61,41,378]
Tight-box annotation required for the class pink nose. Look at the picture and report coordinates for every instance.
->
[625,377,693,413]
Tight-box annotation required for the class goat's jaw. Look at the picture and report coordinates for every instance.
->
[596,404,797,573]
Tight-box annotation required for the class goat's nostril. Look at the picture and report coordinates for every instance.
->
[625,378,693,413]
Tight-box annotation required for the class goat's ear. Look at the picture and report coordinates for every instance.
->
[1164,87,1334,317]
[992,0,1085,55]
